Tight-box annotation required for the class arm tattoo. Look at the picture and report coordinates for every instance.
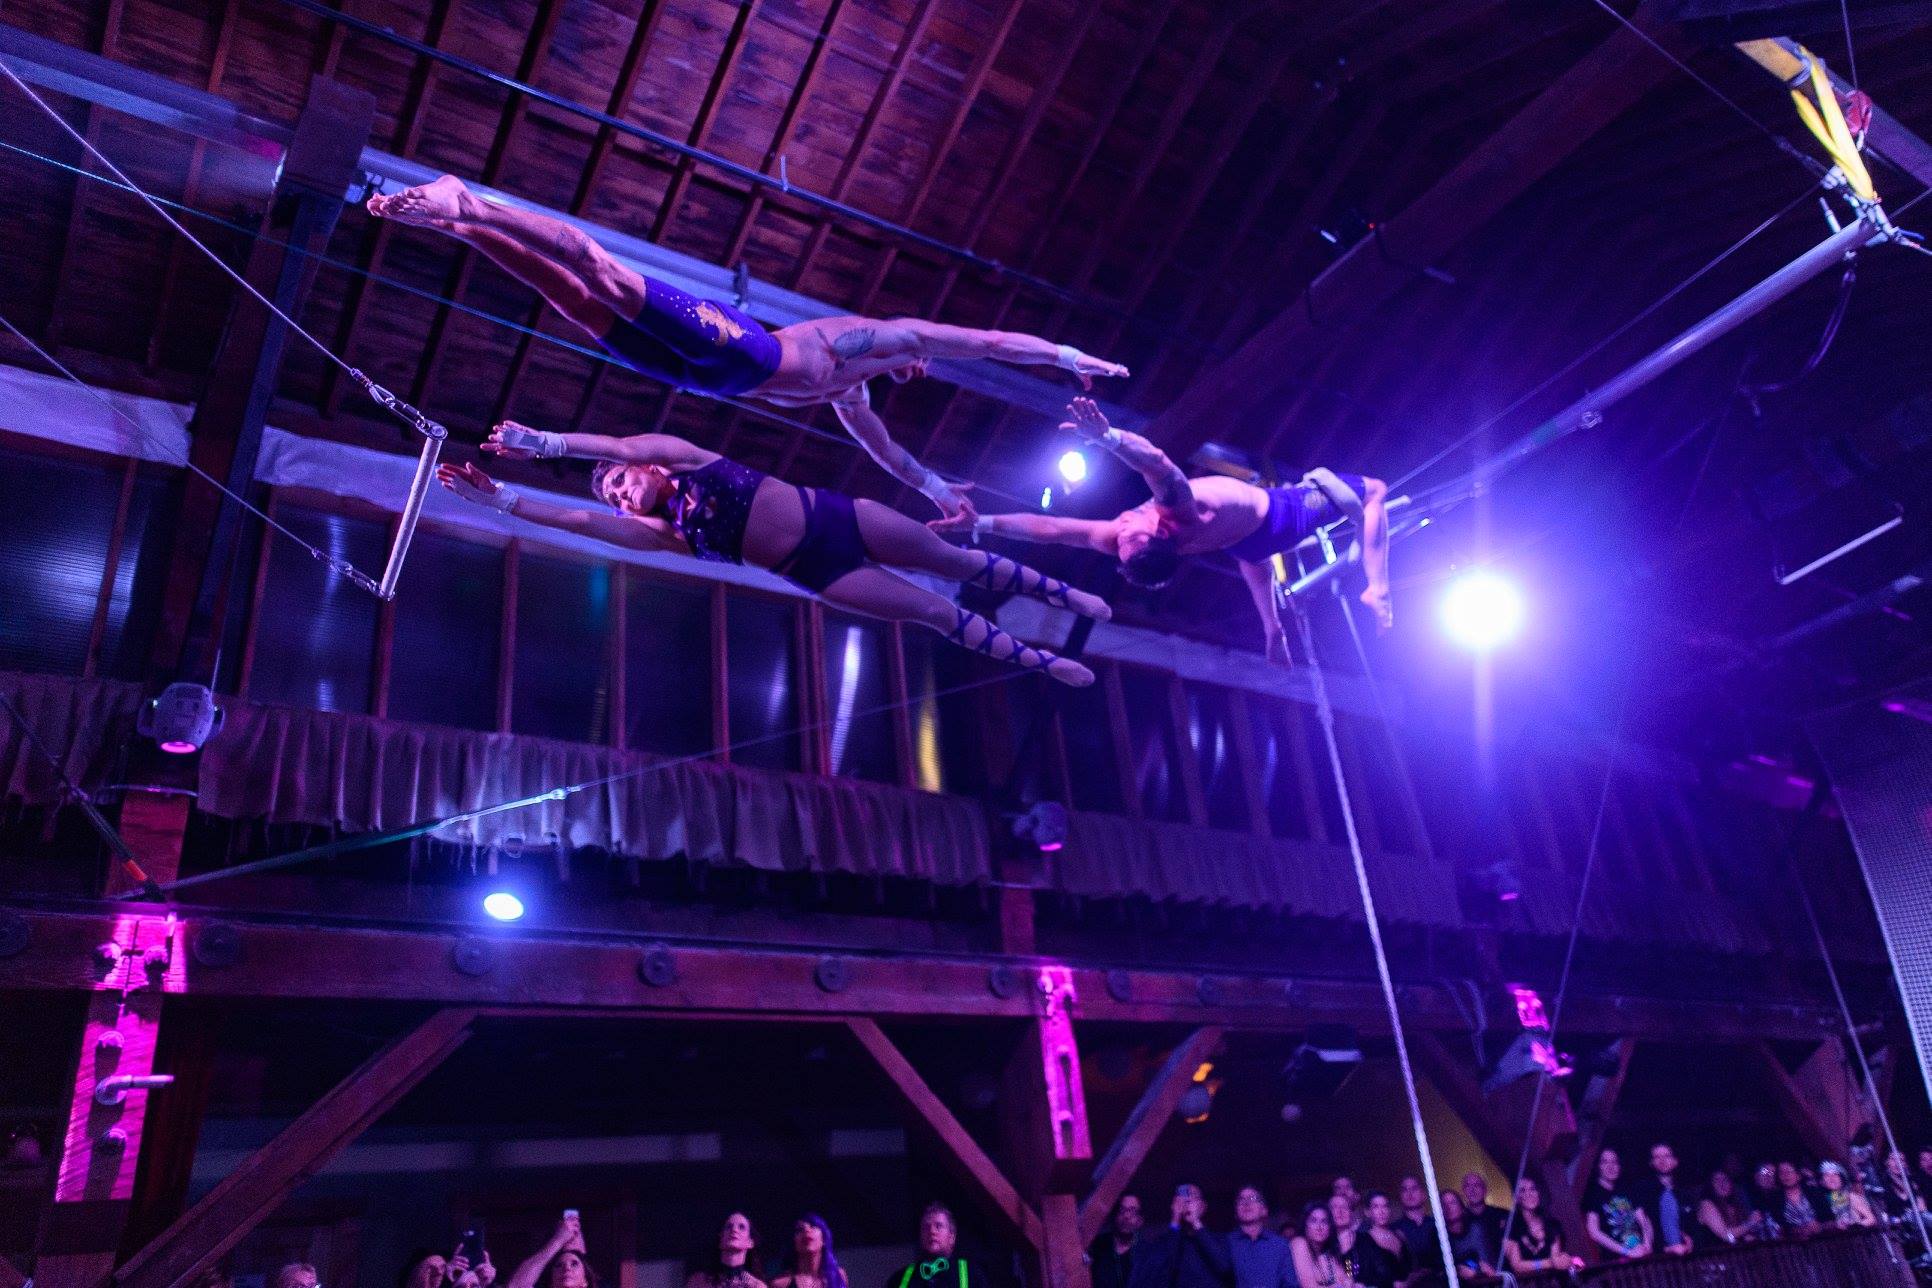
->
[832,327,877,362]
[548,222,599,272]
[1155,467,1194,511]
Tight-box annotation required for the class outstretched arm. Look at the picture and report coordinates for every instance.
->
[483,420,716,472]
[1060,399,1199,522]
[880,319,1128,389]
[944,510,1116,552]
[437,462,683,552]
[829,385,974,519]
[507,1217,583,1288]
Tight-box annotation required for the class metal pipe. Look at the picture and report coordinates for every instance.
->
[1775,509,1904,585]
[270,0,1127,320]
[1465,213,1889,495]
[377,433,445,600]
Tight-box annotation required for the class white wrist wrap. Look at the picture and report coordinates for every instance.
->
[972,515,993,541]
[455,481,518,513]
[916,467,952,502]
[1054,343,1083,372]
[498,425,566,458]
[1099,427,1123,448]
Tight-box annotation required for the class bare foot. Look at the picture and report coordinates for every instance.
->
[1047,656,1096,687]
[1361,586,1393,632]
[368,174,475,228]
[1062,586,1113,623]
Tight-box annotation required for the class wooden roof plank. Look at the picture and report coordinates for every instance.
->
[1145,10,1688,461]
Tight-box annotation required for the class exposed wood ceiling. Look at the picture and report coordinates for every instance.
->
[2,0,1929,736]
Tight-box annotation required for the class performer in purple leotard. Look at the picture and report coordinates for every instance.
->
[434,421,1112,687]
[368,176,1131,523]
[938,399,1392,665]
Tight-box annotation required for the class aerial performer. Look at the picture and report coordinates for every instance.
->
[367,176,1131,521]
[440,422,1110,686]
[941,399,1391,663]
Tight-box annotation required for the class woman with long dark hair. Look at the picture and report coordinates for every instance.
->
[1502,1177,1573,1276]
[1351,1193,1414,1288]
[443,424,1110,685]
[1583,1148,1653,1261]
[687,1213,766,1288]
[772,1215,848,1288]
[1697,1168,1765,1246]
[507,1215,598,1288]
[1289,1202,1353,1288]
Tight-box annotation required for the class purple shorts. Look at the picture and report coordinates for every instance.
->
[597,278,782,397]
[1223,472,1367,564]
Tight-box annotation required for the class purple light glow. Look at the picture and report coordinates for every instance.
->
[160,740,197,754]
[1039,841,1064,853]
[1498,890,1521,902]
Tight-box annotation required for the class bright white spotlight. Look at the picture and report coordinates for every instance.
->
[482,891,525,922]
[1057,450,1088,485]
[1439,570,1525,651]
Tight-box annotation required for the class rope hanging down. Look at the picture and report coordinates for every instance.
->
[0,57,445,600]
[1274,562,1459,1280]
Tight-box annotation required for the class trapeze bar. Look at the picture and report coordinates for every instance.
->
[376,431,445,601]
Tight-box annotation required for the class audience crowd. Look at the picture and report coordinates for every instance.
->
[236,1141,1932,1288]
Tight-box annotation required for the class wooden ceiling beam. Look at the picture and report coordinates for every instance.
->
[319,0,459,417]
[782,0,944,294]
[716,0,854,269]
[411,0,568,412]
[846,0,1031,318]
[41,0,129,351]
[489,0,672,431]
[1075,1026,1223,1245]
[647,0,764,246]
[144,0,245,373]
[0,906,1845,1041]
[1145,9,1689,463]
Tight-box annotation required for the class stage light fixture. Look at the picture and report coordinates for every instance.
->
[1011,800,1069,853]
[1439,570,1524,651]
[482,891,526,922]
[137,682,225,754]
[1057,450,1089,486]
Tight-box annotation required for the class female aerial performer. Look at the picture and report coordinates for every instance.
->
[369,176,1130,521]
[439,421,1109,686]
[938,399,1391,664]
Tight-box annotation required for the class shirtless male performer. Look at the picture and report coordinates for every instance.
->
[366,175,1130,521]
[943,399,1391,661]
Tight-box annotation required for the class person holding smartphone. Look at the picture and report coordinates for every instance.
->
[508,1213,596,1288]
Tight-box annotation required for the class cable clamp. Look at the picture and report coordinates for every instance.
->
[351,368,449,441]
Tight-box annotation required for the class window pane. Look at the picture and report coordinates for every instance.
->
[1119,668,1188,823]
[513,551,614,742]
[902,630,987,795]
[99,470,178,681]
[1248,697,1310,839]
[0,446,122,675]
[821,611,896,783]
[625,575,713,759]
[1058,671,1124,814]
[1184,683,1248,830]
[725,593,799,771]
[247,505,385,713]
[388,531,502,730]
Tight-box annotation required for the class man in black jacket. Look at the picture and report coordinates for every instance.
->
[1126,1184,1232,1288]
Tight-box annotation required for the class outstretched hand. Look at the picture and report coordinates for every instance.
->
[482,420,562,460]
[930,481,977,524]
[1071,354,1129,390]
[928,507,977,539]
[437,461,513,512]
[1058,397,1112,442]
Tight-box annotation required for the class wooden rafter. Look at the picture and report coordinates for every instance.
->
[1076,1026,1224,1245]
[1147,9,1687,461]
[115,1008,478,1288]
[717,0,854,269]
[144,0,244,372]
[646,1,764,246]
[782,0,943,293]
[846,1018,1046,1249]
[320,0,460,416]
[490,0,673,429]
[41,0,128,349]
[409,0,568,410]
